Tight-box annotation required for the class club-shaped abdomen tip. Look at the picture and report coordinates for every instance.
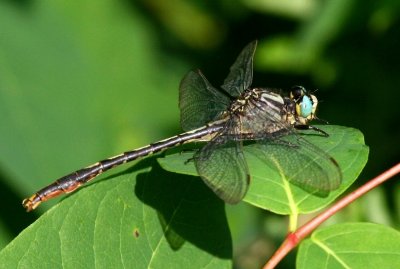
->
[22,195,40,212]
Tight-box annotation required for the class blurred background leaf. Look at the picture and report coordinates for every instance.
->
[0,0,399,268]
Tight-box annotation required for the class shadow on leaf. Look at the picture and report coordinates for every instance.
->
[133,156,232,259]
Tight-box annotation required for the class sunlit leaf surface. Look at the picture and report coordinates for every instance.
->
[0,161,232,268]
[297,223,400,268]
[159,125,369,214]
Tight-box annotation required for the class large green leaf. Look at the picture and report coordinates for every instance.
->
[0,160,232,268]
[297,222,400,268]
[158,125,369,214]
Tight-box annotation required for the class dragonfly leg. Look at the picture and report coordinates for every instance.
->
[294,124,329,137]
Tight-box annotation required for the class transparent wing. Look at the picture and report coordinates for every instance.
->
[179,70,230,131]
[249,135,342,195]
[221,40,257,97]
[194,136,250,204]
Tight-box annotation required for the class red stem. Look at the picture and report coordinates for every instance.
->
[263,162,400,269]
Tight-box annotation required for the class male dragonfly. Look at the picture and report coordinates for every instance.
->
[23,41,341,211]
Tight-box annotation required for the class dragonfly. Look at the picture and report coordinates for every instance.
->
[22,40,342,212]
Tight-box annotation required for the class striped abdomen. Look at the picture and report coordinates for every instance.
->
[22,123,224,211]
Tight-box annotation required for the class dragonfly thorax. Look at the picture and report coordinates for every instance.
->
[229,88,284,115]
[225,86,319,137]
[226,88,288,136]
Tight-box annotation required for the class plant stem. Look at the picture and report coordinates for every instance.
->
[263,162,400,269]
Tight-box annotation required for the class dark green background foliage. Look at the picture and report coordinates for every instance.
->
[0,1,399,268]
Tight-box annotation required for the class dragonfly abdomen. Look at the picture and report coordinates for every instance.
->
[22,123,224,211]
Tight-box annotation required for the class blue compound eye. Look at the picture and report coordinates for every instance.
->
[300,95,313,117]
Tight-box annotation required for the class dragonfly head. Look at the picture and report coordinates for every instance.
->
[290,86,318,124]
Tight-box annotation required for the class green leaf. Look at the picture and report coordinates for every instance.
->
[297,222,400,268]
[0,160,232,268]
[158,125,369,214]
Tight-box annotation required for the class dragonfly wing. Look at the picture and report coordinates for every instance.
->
[194,136,250,204]
[221,40,257,97]
[250,135,342,195]
[179,70,230,131]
